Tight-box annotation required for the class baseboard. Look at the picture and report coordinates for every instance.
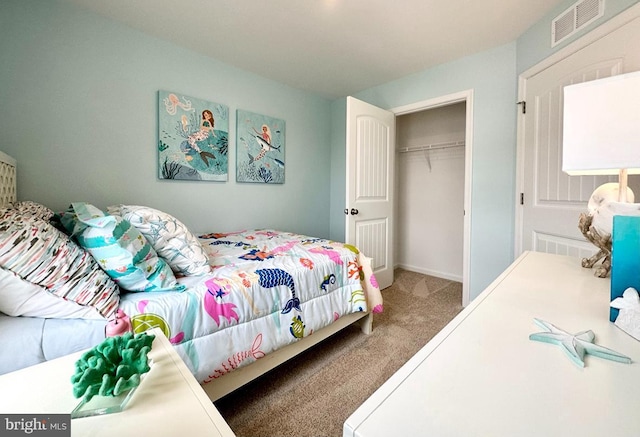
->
[394,263,462,283]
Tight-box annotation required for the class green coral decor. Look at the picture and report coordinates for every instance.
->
[71,332,155,404]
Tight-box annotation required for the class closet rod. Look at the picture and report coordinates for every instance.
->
[397,140,465,153]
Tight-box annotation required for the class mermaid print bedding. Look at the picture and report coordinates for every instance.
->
[116,229,383,384]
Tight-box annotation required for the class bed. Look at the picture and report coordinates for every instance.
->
[0,152,383,401]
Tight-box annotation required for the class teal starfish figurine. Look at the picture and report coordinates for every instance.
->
[529,318,632,368]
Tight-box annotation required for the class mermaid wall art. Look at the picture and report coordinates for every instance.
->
[236,109,285,184]
[158,90,229,181]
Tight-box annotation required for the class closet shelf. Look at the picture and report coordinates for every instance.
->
[397,140,465,153]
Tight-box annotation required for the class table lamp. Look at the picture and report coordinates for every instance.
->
[562,70,640,277]
[563,70,640,199]
[562,70,640,339]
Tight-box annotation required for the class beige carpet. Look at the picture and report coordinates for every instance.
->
[215,269,463,437]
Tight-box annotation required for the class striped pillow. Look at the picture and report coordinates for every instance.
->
[0,212,120,319]
[58,203,185,293]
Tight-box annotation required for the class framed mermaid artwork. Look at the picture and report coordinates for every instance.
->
[158,90,229,181]
[236,109,285,184]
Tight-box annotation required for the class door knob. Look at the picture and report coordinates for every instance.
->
[350,208,359,215]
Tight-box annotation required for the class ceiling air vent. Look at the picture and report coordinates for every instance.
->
[552,0,604,47]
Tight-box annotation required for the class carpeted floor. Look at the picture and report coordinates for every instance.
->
[214,268,463,437]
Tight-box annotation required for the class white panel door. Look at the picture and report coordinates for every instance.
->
[520,15,640,257]
[346,97,395,290]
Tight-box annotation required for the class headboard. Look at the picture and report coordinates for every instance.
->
[0,152,16,207]
[0,151,16,207]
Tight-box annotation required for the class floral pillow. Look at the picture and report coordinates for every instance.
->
[58,203,185,293]
[107,205,211,276]
[0,211,120,319]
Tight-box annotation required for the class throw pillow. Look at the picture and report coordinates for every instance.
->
[58,202,185,293]
[0,267,105,319]
[0,213,119,318]
[107,205,211,276]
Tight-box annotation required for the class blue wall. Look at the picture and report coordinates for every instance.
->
[350,43,518,301]
[0,0,333,236]
[329,98,347,242]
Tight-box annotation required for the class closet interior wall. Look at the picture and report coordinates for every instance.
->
[395,102,466,282]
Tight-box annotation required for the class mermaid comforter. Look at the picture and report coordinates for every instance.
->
[117,229,383,384]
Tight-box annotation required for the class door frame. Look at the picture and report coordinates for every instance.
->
[391,89,474,307]
[514,2,640,256]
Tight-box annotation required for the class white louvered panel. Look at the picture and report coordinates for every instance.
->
[356,116,388,200]
[553,9,576,44]
[356,219,387,271]
[533,231,598,259]
[535,89,573,204]
[552,0,604,46]
[576,0,602,28]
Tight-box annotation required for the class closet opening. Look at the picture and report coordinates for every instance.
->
[392,91,473,306]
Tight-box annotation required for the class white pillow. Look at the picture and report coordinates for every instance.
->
[0,267,104,320]
[108,205,211,276]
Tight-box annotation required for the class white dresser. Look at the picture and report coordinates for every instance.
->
[344,251,640,437]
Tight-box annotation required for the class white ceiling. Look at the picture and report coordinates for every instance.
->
[64,0,566,98]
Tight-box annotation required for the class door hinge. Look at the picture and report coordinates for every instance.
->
[517,101,526,114]
[520,193,524,205]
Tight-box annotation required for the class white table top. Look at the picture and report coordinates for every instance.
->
[0,328,235,437]
[344,251,640,437]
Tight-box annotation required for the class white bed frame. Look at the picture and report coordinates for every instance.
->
[0,151,374,402]
[203,311,372,401]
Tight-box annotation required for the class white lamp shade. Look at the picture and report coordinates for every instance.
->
[562,70,640,176]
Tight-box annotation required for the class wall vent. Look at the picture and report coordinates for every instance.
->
[551,0,605,47]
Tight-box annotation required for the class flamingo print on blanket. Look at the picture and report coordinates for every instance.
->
[309,246,344,265]
[204,277,240,326]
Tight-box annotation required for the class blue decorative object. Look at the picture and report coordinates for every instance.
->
[611,215,640,322]
[529,318,632,368]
